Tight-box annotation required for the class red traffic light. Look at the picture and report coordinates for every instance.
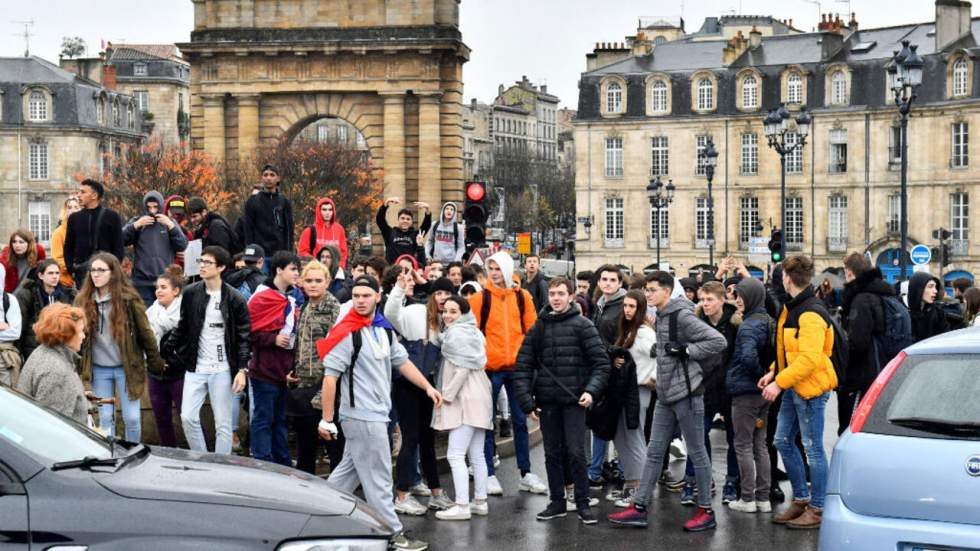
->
[465,182,486,202]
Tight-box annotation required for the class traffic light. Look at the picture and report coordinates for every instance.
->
[768,228,784,263]
[941,243,952,267]
[463,181,488,256]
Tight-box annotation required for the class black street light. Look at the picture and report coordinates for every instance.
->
[889,40,924,282]
[700,138,720,268]
[646,175,675,268]
[763,103,811,261]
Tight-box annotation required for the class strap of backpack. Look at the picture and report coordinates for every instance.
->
[480,289,491,334]
[306,225,316,256]
[2,293,7,324]
[91,206,107,253]
[669,311,694,399]
[517,289,526,333]
[348,330,362,409]
[453,222,459,252]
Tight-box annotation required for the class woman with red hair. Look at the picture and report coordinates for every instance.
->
[1,229,46,292]
[16,303,89,423]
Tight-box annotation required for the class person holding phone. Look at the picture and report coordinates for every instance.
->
[122,191,189,306]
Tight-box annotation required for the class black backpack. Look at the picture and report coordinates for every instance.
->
[747,311,777,378]
[479,288,527,334]
[345,328,394,408]
[873,295,914,370]
[305,225,318,256]
[798,301,849,385]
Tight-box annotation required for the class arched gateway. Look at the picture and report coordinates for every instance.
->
[177,0,469,213]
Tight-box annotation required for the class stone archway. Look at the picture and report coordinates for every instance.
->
[177,0,469,221]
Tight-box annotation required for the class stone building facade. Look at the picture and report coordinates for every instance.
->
[177,0,469,224]
[107,44,191,145]
[575,2,980,285]
[0,56,143,246]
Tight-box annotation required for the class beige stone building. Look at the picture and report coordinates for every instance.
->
[0,56,142,246]
[574,3,980,286]
[177,0,469,225]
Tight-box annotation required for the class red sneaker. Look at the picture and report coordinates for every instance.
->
[683,507,717,532]
[607,504,648,528]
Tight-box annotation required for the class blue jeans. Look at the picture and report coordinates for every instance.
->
[588,435,624,482]
[181,369,234,454]
[774,389,830,508]
[231,383,254,436]
[250,379,291,466]
[92,365,141,442]
[685,409,739,483]
[484,371,530,476]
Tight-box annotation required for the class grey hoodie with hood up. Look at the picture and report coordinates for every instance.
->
[654,296,728,405]
[425,201,466,263]
[122,190,189,284]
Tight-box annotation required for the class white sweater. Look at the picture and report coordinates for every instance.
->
[630,324,657,386]
[145,295,182,345]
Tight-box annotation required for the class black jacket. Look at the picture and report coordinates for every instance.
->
[598,344,640,431]
[908,272,950,343]
[171,281,251,376]
[242,190,294,254]
[195,212,238,253]
[525,273,550,313]
[696,302,740,412]
[376,204,431,264]
[513,304,610,413]
[14,279,76,359]
[224,266,266,298]
[64,205,124,271]
[591,291,625,346]
[840,268,891,390]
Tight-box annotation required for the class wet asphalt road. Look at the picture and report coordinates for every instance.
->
[399,396,841,551]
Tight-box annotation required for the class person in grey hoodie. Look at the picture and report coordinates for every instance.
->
[608,270,727,532]
[425,202,465,264]
[122,191,189,306]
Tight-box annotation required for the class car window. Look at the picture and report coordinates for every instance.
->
[0,388,111,464]
[865,354,980,440]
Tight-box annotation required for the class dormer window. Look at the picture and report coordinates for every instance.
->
[134,62,148,77]
[831,71,848,105]
[953,58,969,97]
[787,73,803,104]
[607,82,622,113]
[743,75,758,109]
[28,90,48,121]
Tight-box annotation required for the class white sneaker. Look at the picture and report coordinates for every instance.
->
[487,475,504,496]
[566,495,600,510]
[394,495,428,516]
[493,454,501,468]
[435,504,471,521]
[755,500,772,513]
[409,482,431,497]
[669,438,687,460]
[728,499,758,513]
[471,500,489,516]
[427,493,454,511]
[519,472,547,494]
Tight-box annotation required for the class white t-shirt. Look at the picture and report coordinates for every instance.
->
[197,288,230,373]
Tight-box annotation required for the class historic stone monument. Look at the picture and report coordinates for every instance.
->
[178,0,469,210]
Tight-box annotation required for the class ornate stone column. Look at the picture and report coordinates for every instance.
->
[201,94,226,165]
[382,92,407,226]
[236,93,261,165]
[418,93,443,215]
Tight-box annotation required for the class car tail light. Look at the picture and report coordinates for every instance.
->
[850,351,906,433]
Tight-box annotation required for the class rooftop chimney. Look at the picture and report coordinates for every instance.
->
[541,84,548,94]
[848,12,859,32]
[102,64,117,90]
[750,25,762,49]
[936,0,973,50]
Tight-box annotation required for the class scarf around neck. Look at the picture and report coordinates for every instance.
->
[317,308,394,361]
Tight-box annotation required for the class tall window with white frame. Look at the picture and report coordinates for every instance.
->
[605,137,623,177]
[953,58,969,97]
[830,129,847,173]
[607,82,622,113]
[739,196,759,248]
[695,196,709,247]
[786,132,803,173]
[787,73,803,104]
[887,193,900,233]
[785,196,804,247]
[28,140,48,180]
[650,204,669,248]
[741,132,758,175]
[888,126,903,166]
[952,122,969,168]
[697,78,713,111]
[112,101,120,127]
[831,71,848,105]
[604,197,624,247]
[742,75,758,109]
[828,195,848,252]
[28,201,51,245]
[651,136,669,176]
[651,80,668,113]
[950,192,969,254]
[695,135,709,176]
[135,90,149,112]
[28,90,47,121]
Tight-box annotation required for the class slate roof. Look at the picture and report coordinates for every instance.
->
[109,44,185,63]
[0,56,83,84]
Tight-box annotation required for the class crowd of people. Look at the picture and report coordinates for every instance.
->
[1,167,975,551]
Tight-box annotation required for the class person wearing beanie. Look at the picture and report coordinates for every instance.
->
[425,202,465,264]
[299,197,349,269]
[122,191,189,306]
[242,164,294,270]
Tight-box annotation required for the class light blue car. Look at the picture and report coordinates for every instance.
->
[820,327,980,551]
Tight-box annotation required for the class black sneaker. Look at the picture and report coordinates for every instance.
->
[770,485,786,503]
[536,501,568,521]
[589,478,604,490]
[578,506,598,525]
[498,418,512,438]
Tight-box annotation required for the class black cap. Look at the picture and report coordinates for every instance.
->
[352,275,380,293]
[431,277,455,295]
[243,244,265,262]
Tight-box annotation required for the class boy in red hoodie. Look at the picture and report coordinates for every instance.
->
[298,197,348,270]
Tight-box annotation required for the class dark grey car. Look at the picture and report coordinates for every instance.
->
[0,387,392,550]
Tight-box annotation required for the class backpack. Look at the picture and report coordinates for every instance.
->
[479,288,527,335]
[427,222,459,259]
[799,301,849,385]
[305,225,318,256]
[873,295,914,371]
[345,327,394,409]
[747,311,777,378]
[220,215,244,255]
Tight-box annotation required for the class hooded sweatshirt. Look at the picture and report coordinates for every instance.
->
[468,252,537,372]
[122,191,189,284]
[908,271,950,342]
[425,202,465,263]
[727,278,771,397]
[298,197,349,269]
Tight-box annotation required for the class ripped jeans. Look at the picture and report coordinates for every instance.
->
[773,389,830,509]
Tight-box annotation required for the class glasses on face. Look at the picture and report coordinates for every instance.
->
[89,268,110,274]
[198,259,216,267]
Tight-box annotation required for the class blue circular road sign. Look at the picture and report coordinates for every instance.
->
[910,244,931,265]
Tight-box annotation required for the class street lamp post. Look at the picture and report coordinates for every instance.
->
[701,139,720,269]
[763,103,811,260]
[889,40,924,282]
[646,176,675,268]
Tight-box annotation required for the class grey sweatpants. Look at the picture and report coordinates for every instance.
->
[612,408,646,481]
[328,418,403,533]
[731,394,772,502]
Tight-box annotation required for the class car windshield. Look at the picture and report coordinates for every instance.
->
[885,355,980,440]
[0,387,112,464]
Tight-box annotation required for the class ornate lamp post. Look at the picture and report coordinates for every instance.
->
[889,40,924,282]
[763,103,811,259]
[646,175,675,268]
[701,139,720,268]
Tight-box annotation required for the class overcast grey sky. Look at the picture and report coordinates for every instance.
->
[0,1,965,109]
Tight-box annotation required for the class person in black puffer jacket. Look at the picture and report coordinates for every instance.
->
[908,271,950,342]
[513,277,610,521]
